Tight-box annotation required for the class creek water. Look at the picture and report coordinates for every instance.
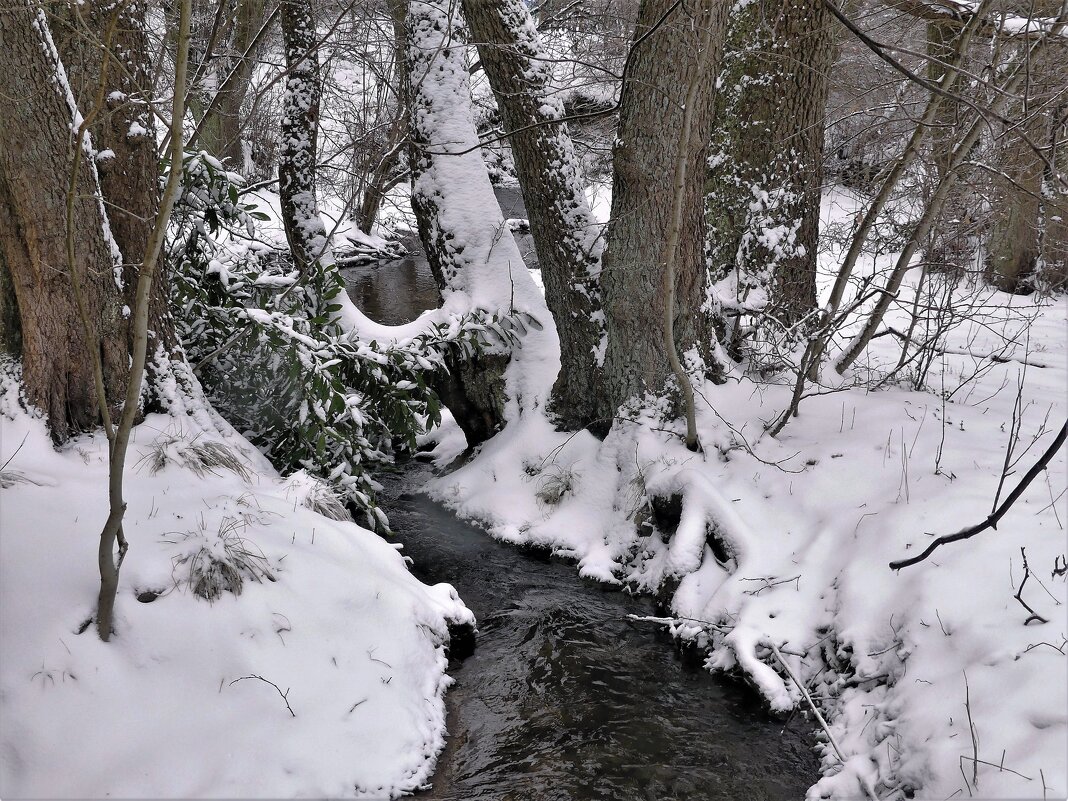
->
[345,189,820,799]
[340,187,539,326]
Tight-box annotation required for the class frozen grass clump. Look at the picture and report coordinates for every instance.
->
[169,516,274,602]
[140,432,251,482]
[282,469,352,522]
[534,464,575,506]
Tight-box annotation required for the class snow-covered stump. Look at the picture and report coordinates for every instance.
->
[396,0,559,446]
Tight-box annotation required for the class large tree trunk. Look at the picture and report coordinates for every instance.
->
[986,128,1044,292]
[52,0,182,396]
[705,0,832,334]
[1039,103,1068,289]
[461,0,606,431]
[196,0,269,169]
[597,0,729,426]
[984,4,1067,292]
[0,0,129,443]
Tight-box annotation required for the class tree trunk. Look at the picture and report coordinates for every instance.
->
[278,0,329,273]
[0,0,129,443]
[985,5,1067,292]
[53,0,182,398]
[705,0,832,333]
[986,130,1044,293]
[462,0,606,430]
[924,18,977,274]
[389,0,553,447]
[1039,103,1068,289]
[597,0,729,426]
[197,0,268,169]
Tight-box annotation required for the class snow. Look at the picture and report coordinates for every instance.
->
[0,372,472,799]
[420,187,1068,799]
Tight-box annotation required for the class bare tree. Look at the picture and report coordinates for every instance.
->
[0,0,192,639]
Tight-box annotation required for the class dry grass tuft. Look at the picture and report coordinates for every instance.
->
[301,482,350,521]
[140,434,251,482]
[170,516,274,602]
[0,470,39,489]
[535,464,576,506]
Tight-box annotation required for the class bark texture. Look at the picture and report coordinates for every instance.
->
[196,0,269,168]
[53,0,181,378]
[462,0,606,430]
[0,1,129,442]
[278,0,329,272]
[981,2,1068,292]
[705,0,832,330]
[985,38,1068,292]
[597,0,729,426]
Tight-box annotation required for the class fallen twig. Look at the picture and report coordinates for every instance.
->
[230,674,296,717]
[890,422,1066,570]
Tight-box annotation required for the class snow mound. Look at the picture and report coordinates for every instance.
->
[0,396,471,798]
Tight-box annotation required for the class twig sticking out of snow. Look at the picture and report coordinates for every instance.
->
[1014,547,1050,625]
[230,674,295,717]
[767,643,846,763]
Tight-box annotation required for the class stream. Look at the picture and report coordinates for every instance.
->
[344,188,820,799]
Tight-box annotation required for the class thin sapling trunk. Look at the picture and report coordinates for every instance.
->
[95,0,191,641]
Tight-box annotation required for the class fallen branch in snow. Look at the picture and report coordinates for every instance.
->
[889,421,1067,570]
[1014,547,1050,626]
[230,674,296,717]
[768,643,884,799]
[1023,637,1067,655]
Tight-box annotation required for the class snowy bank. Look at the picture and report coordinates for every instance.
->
[0,374,472,798]
[423,190,1067,799]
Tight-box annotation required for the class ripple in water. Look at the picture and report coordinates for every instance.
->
[382,477,819,801]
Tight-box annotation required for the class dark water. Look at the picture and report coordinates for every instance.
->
[348,190,819,799]
[381,474,819,801]
[340,187,539,325]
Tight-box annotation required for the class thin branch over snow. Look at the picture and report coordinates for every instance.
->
[890,422,1067,570]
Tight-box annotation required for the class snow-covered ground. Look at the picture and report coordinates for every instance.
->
[0,372,472,798]
[423,188,1068,799]
[3,162,1061,798]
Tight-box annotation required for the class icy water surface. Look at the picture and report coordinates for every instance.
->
[381,474,819,801]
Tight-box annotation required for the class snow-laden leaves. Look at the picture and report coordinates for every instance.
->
[169,153,515,529]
